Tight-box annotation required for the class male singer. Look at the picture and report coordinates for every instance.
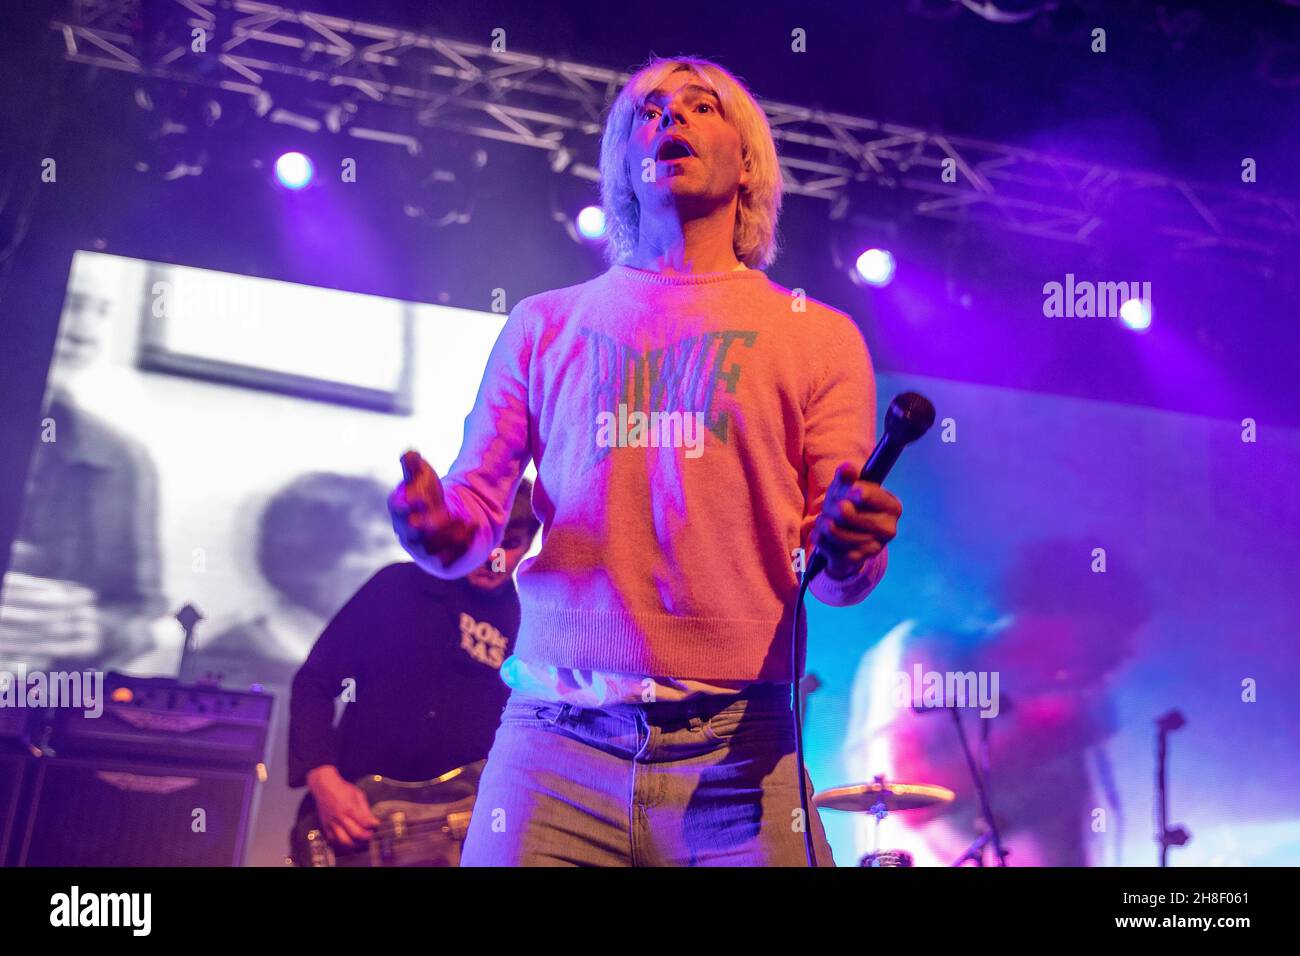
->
[390,56,902,866]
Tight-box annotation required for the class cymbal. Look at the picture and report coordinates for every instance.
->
[814,781,956,813]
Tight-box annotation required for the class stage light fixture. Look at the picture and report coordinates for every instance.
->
[274,151,315,190]
[1120,296,1152,332]
[576,206,608,241]
[856,248,897,287]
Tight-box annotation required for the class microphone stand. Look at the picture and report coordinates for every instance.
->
[174,602,204,681]
[950,707,1009,866]
[1155,709,1190,867]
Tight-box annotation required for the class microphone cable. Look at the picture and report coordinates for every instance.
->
[791,565,819,867]
[787,390,936,868]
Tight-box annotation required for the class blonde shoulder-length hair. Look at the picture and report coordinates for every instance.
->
[598,56,784,270]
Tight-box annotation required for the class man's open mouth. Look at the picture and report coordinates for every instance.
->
[656,139,694,161]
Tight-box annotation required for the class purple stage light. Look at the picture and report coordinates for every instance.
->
[1120,296,1152,331]
[576,205,607,240]
[274,152,314,190]
[855,248,896,287]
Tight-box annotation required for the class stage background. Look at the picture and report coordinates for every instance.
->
[3,250,1297,866]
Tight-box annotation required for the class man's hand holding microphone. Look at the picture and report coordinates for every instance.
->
[388,450,475,570]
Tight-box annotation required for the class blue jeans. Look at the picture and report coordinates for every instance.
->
[460,684,836,866]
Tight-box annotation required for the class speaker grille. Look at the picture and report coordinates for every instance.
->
[18,757,255,866]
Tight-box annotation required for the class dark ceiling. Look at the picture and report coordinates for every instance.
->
[287,0,1300,190]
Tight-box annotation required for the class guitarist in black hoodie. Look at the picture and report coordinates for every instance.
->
[287,478,539,862]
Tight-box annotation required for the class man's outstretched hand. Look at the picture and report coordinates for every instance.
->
[389,450,475,567]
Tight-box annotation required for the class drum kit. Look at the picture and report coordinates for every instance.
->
[816,694,1014,866]
[815,707,1194,868]
[813,777,955,867]
[813,774,1012,867]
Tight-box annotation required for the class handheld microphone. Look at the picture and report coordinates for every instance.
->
[804,391,936,583]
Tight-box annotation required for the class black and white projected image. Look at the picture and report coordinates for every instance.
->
[0,251,537,866]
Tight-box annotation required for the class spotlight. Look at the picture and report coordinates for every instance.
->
[855,248,897,287]
[274,151,314,190]
[1119,297,1152,332]
[575,206,608,241]
[542,131,604,248]
[548,166,605,248]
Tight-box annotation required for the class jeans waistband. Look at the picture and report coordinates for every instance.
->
[609,681,792,721]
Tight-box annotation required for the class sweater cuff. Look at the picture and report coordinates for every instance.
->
[287,735,340,790]
[409,486,492,579]
[810,546,888,607]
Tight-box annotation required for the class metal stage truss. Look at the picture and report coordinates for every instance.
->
[51,0,1300,266]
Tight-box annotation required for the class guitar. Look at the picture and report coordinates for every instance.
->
[290,760,484,867]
